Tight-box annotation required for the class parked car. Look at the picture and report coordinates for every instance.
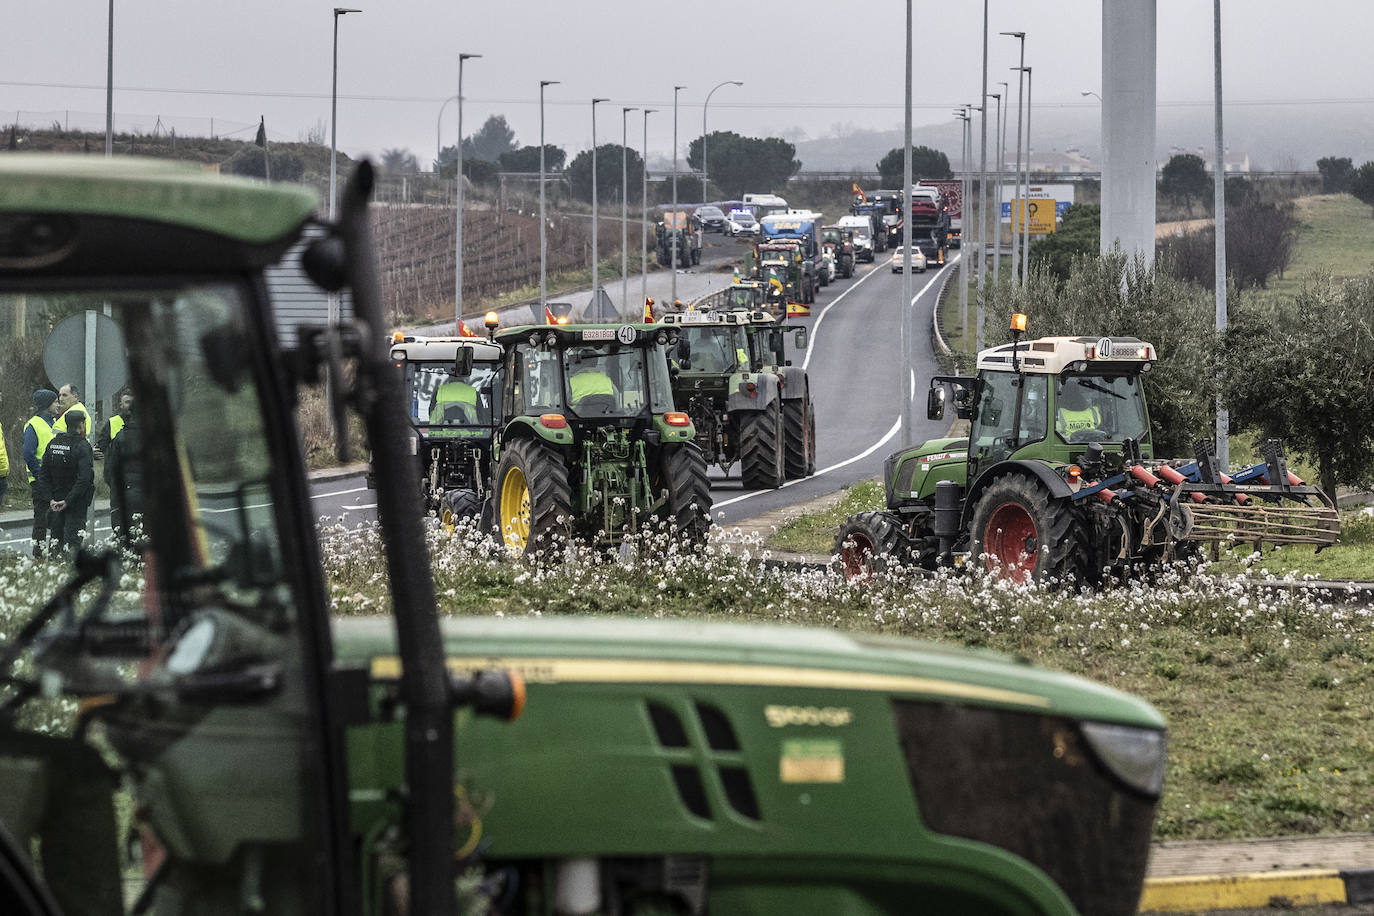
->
[694,205,726,232]
[890,245,927,273]
[725,208,760,237]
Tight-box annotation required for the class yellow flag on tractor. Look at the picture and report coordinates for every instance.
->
[852,183,867,202]
[643,297,655,323]
[457,319,478,337]
[545,305,558,325]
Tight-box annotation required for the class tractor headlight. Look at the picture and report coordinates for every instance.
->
[1140,361,1153,373]
[1080,721,1167,797]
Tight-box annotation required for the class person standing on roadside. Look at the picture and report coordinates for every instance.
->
[46,410,95,556]
[51,383,90,434]
[23,389,60,557]
[94,391,132,533]
[104,403,143,548]
[0,414,9,509]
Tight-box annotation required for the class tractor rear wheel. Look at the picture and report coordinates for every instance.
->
[783,395,816,480]
[835,511,911,581]
[652,444,713,544]
[739,400,785,489]
[969,476,1090,586]
[493,438,573,556]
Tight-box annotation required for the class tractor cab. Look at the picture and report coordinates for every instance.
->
[724,278,767,313]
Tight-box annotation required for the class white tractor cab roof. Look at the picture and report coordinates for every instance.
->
[660,307,777,328]
[977,335,1156,376]
[836,214,873,231]
[742,193,787,208]
[389,335,503,363]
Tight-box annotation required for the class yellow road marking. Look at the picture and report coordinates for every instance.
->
[1139,869,1348,912]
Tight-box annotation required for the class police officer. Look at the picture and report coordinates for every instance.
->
[105,404,143,548]
[23,389,60,557]
[46,409,95,555]
[97,392,134,536]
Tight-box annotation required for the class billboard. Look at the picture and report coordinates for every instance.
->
[1011,199,1057,234]
[1000,183,1075,233]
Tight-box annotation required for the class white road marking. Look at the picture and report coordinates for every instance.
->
[713,416,903,508]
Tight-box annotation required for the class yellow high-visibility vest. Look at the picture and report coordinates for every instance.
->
[24,415,54,483]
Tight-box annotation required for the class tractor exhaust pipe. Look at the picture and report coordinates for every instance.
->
[934,480,961,559]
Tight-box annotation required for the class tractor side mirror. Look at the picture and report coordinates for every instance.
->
[453,347,474,378]
[927,385,946,421]
[792,327,808,350]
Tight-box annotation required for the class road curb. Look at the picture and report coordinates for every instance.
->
[1138,867,1374,912]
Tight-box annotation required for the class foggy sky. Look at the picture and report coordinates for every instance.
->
[3,1,1371,169]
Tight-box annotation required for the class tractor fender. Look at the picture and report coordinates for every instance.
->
[961,460,1074,530]
[502,415,573,449]
[726,370,781,413]
[776,365,808,403]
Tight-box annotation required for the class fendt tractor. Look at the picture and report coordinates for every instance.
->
[0,157,1166,916]
[385,333,503,524]
[661,304,816,488]
[656,210,703,267]
[838,316,1341,582]
[821,225,856,279]
[751,239,813,306]
[486,320,713,553]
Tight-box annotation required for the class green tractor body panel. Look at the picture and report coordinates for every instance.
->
[337,615,1164,916]
[505,411,575,446]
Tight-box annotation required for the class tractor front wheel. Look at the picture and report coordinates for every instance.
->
[439,488,481,527]
[835,511,911,581]
[968,476,1090,586]
[739,400,785,489]
[492,438,574,556]
[652,444,713,544]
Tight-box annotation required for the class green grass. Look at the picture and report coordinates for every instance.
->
[1252,194,1374,303]
[766,480,885,554]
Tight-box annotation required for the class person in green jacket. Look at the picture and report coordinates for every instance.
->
[0,415,9,509]
[23,389,60,557]
[52,383,91,434]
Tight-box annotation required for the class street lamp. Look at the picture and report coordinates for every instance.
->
[622,106,638,318]
[591,98,609,301]
[329,7,361,223]
[1081,89,1102,102]
[967,103,983,349]
[976,0,989,300]
[991,82,1007,290]
[641,109,656,312]
[702,80,742,203]
[105,0,114,156]
[902,0,914,446]
[1013,65,1033,289]
[1001,30,1026,281]
[539,80,559,311]
[953,107,972,358]
[435,95,458,173]
[671,85,686,306]
[455,52,481,326]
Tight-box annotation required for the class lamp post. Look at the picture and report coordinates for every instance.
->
[435,95,458,174]
[1001,31,1026,281]
[539,80,559,311]
[1081,89,1102,102]
[591,98,609,301]
[455,52,481,326]
[968,102,983,350]
[1018,66,1033,288]
[702,80,742,204]
[1212,0,1229,468]
[901,0,914,446]
[105,0,114,156]
[329,7,361,223]
[976,0,989,299]
[671,85,686,306]
[641,109,656,312]
[988,88,1002,292]
[954,107,971,358]
[622,106,638,319]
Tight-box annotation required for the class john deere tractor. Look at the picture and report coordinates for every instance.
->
[386,333,503,524]
[487,321,713,553]
[0,158,1166,916]
[838,316,1340,582]
[661,305,816,488]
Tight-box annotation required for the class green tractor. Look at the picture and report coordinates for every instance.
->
[838,316,1341,582]
[0,158,1166,916]
[486,321,712,553]
[661,306,816,488]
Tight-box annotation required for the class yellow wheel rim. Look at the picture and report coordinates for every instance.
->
[499,466,531,551]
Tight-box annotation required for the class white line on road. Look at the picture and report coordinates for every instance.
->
[713,416,903,508]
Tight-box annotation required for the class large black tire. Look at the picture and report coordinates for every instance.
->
[652,444,713,544]
[968,476,1091,586]
[782,395,816,480]
[738,399,785,489]
[492,438,574,556]
[834,511,911,580]
[439,487,481,526]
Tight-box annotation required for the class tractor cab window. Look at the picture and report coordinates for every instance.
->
[563,345,650,418]
[749,327,786,368]
[726,288,759,310]
[677,326,744,373]
[406,360,500,427]
[514,343,563,415]
[972,370,1047,464]
[1054,374,1150,445]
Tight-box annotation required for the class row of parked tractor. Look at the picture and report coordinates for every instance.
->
[384,301,815,555]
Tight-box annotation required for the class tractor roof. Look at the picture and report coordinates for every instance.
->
[389,336,503,361]
[977,335,1157,375]
[0,154,317,247]
[494,323,674,348]
[660,307,776,327]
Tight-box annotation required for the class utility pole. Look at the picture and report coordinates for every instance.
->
[622,106,638,319]
[671,86,686,306]
[1001,31,1026,282]
[901,0,914,446]
[976,0,989,349]
[1213,0,1229,469]
[641,109,656,311]
[455,52,480,326]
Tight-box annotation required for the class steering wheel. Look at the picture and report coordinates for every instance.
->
[1068,428,1113,443]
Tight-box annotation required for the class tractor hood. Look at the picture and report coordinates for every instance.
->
[333,615,1162,727]
[884,437,970,504]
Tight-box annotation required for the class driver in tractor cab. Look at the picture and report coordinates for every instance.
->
[568,354,616,410]
[429,372,479,425]
[1056,381,1102,441]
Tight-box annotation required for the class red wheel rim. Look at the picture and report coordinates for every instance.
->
[983,501,1038,582]
[841,531,877,581]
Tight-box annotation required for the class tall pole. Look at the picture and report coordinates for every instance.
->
[1021,66,1033,288]
[539,80,559,311]
[591,98,609,299]
[622,106,637,318]
[989,89,1003,292]
[671,86,686,306]
[976,0,989,334]
[105,0,114,156]
[456,53,480,326]
[329,7,360,329]
[1213,0,1229,469]
[1002,32,1026,281]
[702,80,743,204]
[435,95,457,175]
[641,109,656,311]
[968,103,982,348]
[955,108,970,360]
[901,0,914,447]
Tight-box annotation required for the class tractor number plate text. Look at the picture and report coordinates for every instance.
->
[765,704,853,728]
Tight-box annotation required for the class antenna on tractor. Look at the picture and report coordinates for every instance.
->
[1010,313,1027,371]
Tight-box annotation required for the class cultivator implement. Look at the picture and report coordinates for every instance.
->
[1073,438,1340,551]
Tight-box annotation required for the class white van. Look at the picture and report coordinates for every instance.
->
[742,193,789,218]
[837,214,877,262]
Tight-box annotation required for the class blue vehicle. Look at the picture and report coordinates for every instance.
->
[760,211,826,292]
